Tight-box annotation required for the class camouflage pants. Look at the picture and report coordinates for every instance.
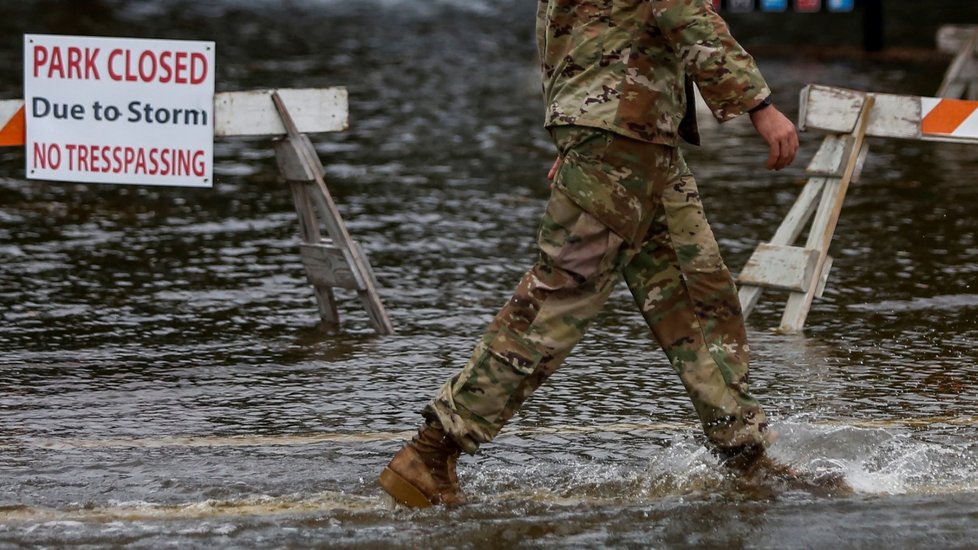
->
[423,126,770,455]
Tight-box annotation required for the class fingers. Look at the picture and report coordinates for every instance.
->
[774,128,799,170]
[766,140,781,170]
[751,106,800,171]
[547,156,562,180]
[782,125,799,169]
[768,132,798,170]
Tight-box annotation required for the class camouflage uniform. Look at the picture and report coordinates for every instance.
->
[423,0,773,455]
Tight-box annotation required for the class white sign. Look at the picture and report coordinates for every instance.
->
[24,34,215,187]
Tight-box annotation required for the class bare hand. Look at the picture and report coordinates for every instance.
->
[750,105,799,171]
[547,156,561,181]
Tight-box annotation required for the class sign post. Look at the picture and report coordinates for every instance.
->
[24,34,214,187]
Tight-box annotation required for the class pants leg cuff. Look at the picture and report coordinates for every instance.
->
[422,400,497,456]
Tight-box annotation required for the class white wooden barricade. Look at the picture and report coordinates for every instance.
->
[937,25,978,100]
[737,85,978,333]
[269,92,393,335]
[0,88,394,335]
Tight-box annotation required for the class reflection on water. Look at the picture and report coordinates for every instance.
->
[2,0,978,547]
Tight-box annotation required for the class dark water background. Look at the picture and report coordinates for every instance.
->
[1,1,977,547]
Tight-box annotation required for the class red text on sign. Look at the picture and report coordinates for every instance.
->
[33,142,206,177]
[31,44,208,84]
[33,46,101,79]
[107,49,208,84]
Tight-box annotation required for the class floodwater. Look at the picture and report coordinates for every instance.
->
[2,1,978,548]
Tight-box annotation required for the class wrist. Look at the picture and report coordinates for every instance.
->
[748,95,773,115]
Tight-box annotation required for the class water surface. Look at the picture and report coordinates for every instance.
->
[1,1,977,547]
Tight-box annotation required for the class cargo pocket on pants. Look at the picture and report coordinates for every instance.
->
[555,140,648,245]
[455,326,544,425]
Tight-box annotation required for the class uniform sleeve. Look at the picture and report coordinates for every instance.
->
[535,0,549,65]
[651,0,771,122]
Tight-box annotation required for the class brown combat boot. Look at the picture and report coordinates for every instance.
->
[718,444,788,475]
[719,445,853,496]
[378,424,466,507]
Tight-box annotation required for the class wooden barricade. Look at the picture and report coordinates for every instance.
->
[0,88,394,335]
[737,85,978,332]
[270,92,393,335]
[937,25,978,100]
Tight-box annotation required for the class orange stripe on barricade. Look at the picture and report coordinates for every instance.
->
[921,98,978,135]
[0,105,25,147]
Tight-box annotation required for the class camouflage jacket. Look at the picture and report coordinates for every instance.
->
[536,0,771,145]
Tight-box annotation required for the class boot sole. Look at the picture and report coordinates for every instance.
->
[379,467,433,508]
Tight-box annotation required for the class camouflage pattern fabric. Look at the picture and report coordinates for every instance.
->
[424,126,770,455]
[536,0,771,145]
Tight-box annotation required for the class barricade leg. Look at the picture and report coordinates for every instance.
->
[272,92,394,335]
[737,97,874,332]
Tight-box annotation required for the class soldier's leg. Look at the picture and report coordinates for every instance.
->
[423,186,625,454]
[381,180,628,507]
[621,155,771,453]
[421,127,669,455]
